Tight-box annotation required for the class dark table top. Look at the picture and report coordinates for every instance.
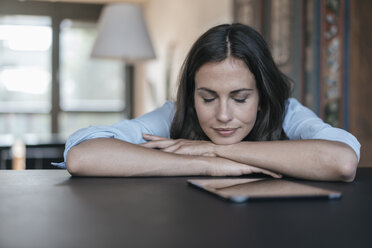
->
[1,168,372,248]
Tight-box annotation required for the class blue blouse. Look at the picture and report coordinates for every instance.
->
[53,98,361,169]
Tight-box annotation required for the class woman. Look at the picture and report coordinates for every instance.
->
[57,24,360,181]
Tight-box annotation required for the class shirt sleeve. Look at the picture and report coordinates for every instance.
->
[52,101,175,169]
[283,98,361,161]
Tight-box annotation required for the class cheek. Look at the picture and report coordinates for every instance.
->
[194,100,210,124]
[236,104,259,125]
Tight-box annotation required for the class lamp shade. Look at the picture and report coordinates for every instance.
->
[91,3,156,62]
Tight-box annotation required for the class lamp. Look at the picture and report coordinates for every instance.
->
[91,3,156,118]
[91,3,155,61]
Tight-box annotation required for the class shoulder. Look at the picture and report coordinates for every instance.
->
[135,101,175,123]
[283,98,361,160]
[285,97,306,112]
[284,97,318,121]
[283,97,328,140]
[161,101,176,115]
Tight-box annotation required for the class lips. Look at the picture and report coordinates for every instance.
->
[213,128,238,137]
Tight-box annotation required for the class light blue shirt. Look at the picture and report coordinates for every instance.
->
[53,98,361,168]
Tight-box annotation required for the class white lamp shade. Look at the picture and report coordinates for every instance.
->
[91,3,156,62]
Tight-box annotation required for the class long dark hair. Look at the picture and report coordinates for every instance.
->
[170,23,291,141]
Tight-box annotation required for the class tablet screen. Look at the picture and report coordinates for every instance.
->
[187,178,342,203]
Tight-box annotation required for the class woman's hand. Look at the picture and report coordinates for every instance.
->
[204,156,282,178]
[140,134,282,178]
[140,133,216,157]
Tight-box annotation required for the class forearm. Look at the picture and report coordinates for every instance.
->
[66,138,260,177]
[66,138,208,177]
[214,140,358,182]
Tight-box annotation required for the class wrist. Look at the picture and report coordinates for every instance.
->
[213,143,228,157]
[210,142,218,157]
[186,155,213,176]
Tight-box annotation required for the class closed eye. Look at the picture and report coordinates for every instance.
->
[233,98,247,103]
[230,89,251,103]
[203,98,215,103]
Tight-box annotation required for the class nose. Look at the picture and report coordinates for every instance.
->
[216,100,233,123]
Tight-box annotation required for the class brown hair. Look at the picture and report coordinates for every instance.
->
[171,23,291,141]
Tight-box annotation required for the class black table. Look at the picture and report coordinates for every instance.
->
[1,168,371,248]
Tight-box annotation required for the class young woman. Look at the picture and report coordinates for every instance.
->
[55,24,360,181]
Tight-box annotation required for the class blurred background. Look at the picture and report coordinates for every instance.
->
[0,0,370,169]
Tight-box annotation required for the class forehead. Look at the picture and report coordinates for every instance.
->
[195,58,256,90]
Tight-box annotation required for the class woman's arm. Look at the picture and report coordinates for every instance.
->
[63,102,279,178]
[66,138,281,178]
[53,101,175,169]
[141,135,358,182]
[213,139,358,182]
[283,98,361,161]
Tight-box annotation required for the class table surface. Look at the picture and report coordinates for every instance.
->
[1,168,372,248]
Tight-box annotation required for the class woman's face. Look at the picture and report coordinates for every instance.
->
[194,58,260,145]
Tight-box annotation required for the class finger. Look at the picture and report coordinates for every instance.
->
[172,142,215,157]
[140,139,178,149]
[163,140,199,154]
[262,170,282,178]
[252,167,282,178]
[170,142,201,155]
[142,133,167,141]
[139,141,160,148]
[141,134,177,149]
[239,164,276,177]
[172,146,215,157]
[162,143,183,153]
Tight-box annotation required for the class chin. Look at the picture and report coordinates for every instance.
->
[210,137,242,145]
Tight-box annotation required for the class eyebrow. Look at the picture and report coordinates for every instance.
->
[196,87,253,95]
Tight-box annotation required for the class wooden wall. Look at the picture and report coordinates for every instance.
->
[350,0,372,167]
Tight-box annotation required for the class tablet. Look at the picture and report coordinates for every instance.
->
[187,178,342,203]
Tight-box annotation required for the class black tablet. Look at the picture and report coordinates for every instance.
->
[187,178,342,203]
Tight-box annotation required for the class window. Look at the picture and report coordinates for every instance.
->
[0,1,131,139]
[59,19,127,135]
[0,15,52,136]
